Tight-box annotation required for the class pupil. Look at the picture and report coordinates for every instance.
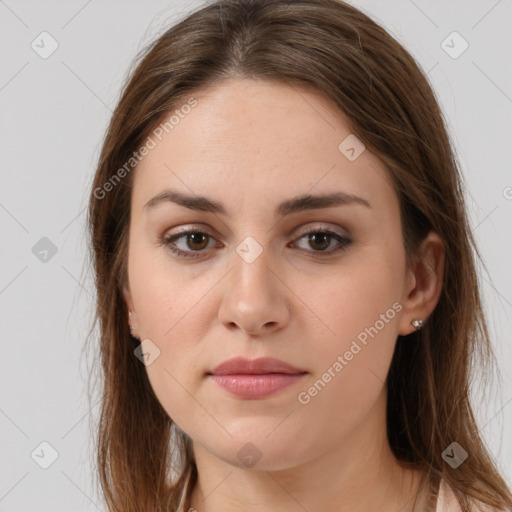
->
[310,233,329,250]
[189,232,207,250]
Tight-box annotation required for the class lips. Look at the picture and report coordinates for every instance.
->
[208,356,306,376]
[207,357,307,398]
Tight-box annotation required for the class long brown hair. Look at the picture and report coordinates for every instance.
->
[85,1,512,510]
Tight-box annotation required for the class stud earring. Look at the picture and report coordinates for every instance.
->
[411,319,424,330]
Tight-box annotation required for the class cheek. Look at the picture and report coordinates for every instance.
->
[295,252,402,414]
[294,302,399,442]
[129,260,219,425]
[296,250,402,348]
[141,326,207,434]
[130,243,211,339]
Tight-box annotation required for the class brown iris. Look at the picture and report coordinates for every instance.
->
[307,232,331,251]
[186,232,210,251]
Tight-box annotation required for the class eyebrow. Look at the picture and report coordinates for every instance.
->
[143,189,371,216]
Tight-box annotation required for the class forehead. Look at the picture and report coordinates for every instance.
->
[132,78,396,215]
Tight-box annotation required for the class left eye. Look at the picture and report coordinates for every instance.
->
[161,228,352,259]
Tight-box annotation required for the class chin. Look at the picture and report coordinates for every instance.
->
[198,430,308,472]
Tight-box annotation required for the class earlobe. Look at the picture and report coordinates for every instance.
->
[123,285,141,340]
[398,231,445,336]
[122,284,138,327]
[128,311,140,340]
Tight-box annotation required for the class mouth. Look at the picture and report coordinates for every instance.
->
[207,356,307,398]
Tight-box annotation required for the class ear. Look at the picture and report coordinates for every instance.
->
[122,282,139,332]
[398,230,445,336]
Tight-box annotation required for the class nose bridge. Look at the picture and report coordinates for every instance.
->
[232,233,278,301]
[218,233,289,335]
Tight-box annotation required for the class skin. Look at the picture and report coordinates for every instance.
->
[123,77,445,512]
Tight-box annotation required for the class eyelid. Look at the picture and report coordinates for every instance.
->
[292,222,350,239]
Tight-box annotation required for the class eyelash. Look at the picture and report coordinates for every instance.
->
[161,226,353,260]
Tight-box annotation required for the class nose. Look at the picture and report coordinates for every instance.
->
[217,241,291,337]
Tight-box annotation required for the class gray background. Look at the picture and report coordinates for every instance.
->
[0,0,511,510]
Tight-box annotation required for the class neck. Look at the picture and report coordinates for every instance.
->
[187,388,424,512]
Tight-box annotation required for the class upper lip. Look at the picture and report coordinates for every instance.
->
[208,357,306,375]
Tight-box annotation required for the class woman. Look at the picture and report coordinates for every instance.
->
[86,0,512,510]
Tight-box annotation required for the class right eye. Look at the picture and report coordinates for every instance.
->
[161,230,217,259]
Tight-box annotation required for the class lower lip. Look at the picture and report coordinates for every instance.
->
[208,373,306,398]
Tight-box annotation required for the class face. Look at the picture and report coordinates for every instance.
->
[123,77,422,471]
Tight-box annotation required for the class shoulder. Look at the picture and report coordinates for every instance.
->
[437,479,510,512]
[437,478,463,511]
